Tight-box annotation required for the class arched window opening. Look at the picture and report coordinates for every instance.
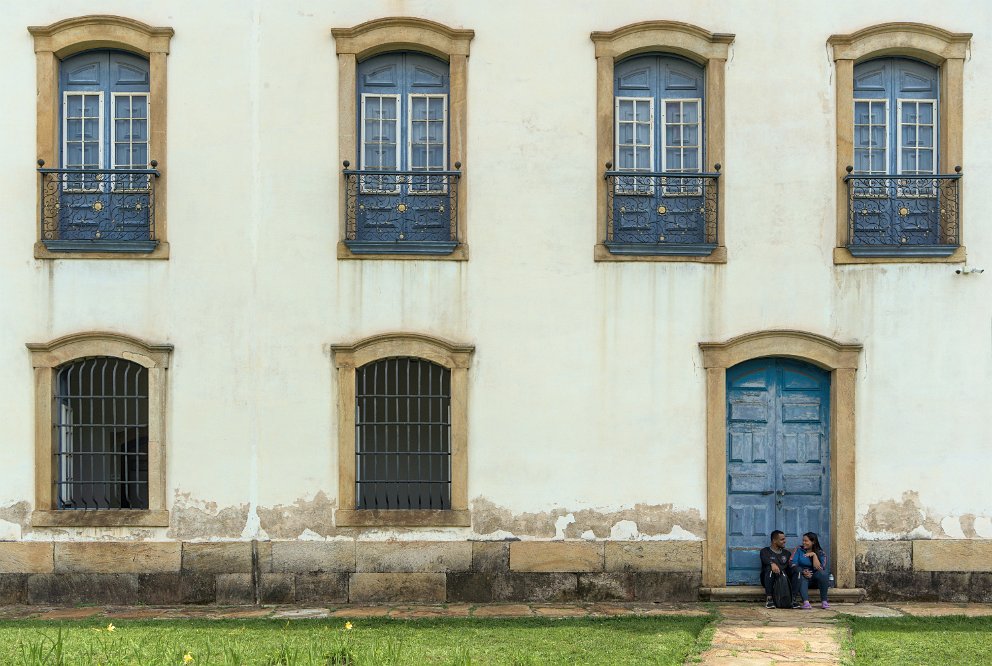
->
[355,357,451,510]
[54,356,149,510]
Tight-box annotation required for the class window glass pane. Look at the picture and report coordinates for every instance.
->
[115,144,130,166]
[635,147,651,170]
[634,101,650,122]
[683,125,698,147]
[918,126,933,148]
[854,148,870,171]
[682,102,699,123]
[412,121,427,143]
[666,125,681,147]
[665,148,681,170]
[83,119,99,141]
[411,145,426,169]
[411,96,427,121]
[131,143,147,167]
[870,102,886,125]
[902,126,917,147]
[66,119,82,141]
[918,103,933,124]
[428,146,443,168]
[115,96,131,118]
[615,100,629,121]
[871,126,886,149]
[83,143,99,166]
[665,103,680,123]
[618,123,633,145]
[133,119,147,142]
[901,149,917,171]
[917,150,933,172]
[83,95,100,117]
[66,95,83,117]
[683,150,698,170]
[427,121,444,143]
[618,146,635,170]
[634,122,649,146]
[380,97,397,119]
[115,120,130,141]
[870,150,885,172]
[65,143,82,167]
[903,103,918,124]
[131,96,147,118]
[854,101,869,124]
[428,98,444,120]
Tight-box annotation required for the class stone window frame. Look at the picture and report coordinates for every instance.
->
[28,15,174,261]
[699,330,862,590]
[331,333,474,527]
[828,23,972,265]
[591,21,734,263]
[27,331,173,527]
[332,18,474,262]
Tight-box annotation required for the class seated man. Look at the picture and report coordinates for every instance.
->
[759,530,800,608]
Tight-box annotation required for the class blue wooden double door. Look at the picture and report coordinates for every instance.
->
[726,358,830,585]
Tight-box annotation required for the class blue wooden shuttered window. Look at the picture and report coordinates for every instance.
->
[346,52,458,254]
[607,54,718,255]
[848,57,958,255]
[46,50,157,252]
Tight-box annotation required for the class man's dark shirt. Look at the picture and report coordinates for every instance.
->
[759,546,793,579]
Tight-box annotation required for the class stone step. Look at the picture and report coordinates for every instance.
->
[700,586,866,602]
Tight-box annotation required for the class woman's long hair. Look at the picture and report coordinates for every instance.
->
[803,532,824,555]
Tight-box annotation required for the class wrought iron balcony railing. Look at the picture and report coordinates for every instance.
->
[38,161,160,252]
[605,164,720,255]
[344,162,461,254]
[844,166,961,257]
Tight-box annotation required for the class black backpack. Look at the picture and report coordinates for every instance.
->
[772,571,792,609]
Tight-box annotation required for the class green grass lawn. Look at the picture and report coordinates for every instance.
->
[0,615,714,665]
[847,616,992,665]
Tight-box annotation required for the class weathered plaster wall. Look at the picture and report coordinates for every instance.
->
[0,1,989,549]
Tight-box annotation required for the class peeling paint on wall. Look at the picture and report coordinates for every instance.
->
[167,492,250,540]
[471,497,705,540]
[257,492,336,539]
[859,491,992,540]
[0,501,30,539]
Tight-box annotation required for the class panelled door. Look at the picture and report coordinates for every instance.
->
[726,358,830,585]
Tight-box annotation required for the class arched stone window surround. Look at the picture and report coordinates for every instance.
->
[828,23,971,264]
[27,331,173,527]
[591,21,734,263]
[332,18,475,261]
[699,330,862,589]
[28,16,174,260]
[331,333,474,527]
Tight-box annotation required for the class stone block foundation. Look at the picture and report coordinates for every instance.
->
[0,539,988,604]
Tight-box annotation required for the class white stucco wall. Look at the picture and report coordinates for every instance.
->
[0,0,989,541]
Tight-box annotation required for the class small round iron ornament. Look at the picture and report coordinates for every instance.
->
[397,203,407,213]
[657,205,667,215]
[92,201,103,212]
[898,207,909,217]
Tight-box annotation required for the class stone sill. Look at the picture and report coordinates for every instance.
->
[35,241,170,260]
[337,241,468,261]
[594,244,727,263]
[31,509,170,527]
[834,245,966,264]
[335,509,471,527]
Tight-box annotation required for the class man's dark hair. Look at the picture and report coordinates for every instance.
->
[770,530,784,540]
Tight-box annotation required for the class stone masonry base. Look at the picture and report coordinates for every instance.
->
[0,539,989,604]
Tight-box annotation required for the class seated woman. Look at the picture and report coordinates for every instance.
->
[791,532,830,609]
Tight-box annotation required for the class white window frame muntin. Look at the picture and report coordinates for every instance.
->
[660,98,702,196]
[896,98,937,176]
[359,92,402,194]
[896,98,938,199]
[62,90,104,193]
[852,98,889,199]
[110,92,151,192]
[407,92,448,194]
[614,96,654,195]
[853,98,889,176]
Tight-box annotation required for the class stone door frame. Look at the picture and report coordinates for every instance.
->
[699,330,862,588]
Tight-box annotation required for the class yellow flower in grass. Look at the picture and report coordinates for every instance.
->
[106,623,115,632]
[183,653,194,664]
[344,622,353,631]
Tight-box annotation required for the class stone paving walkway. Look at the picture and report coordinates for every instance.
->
[0,600,989,664]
